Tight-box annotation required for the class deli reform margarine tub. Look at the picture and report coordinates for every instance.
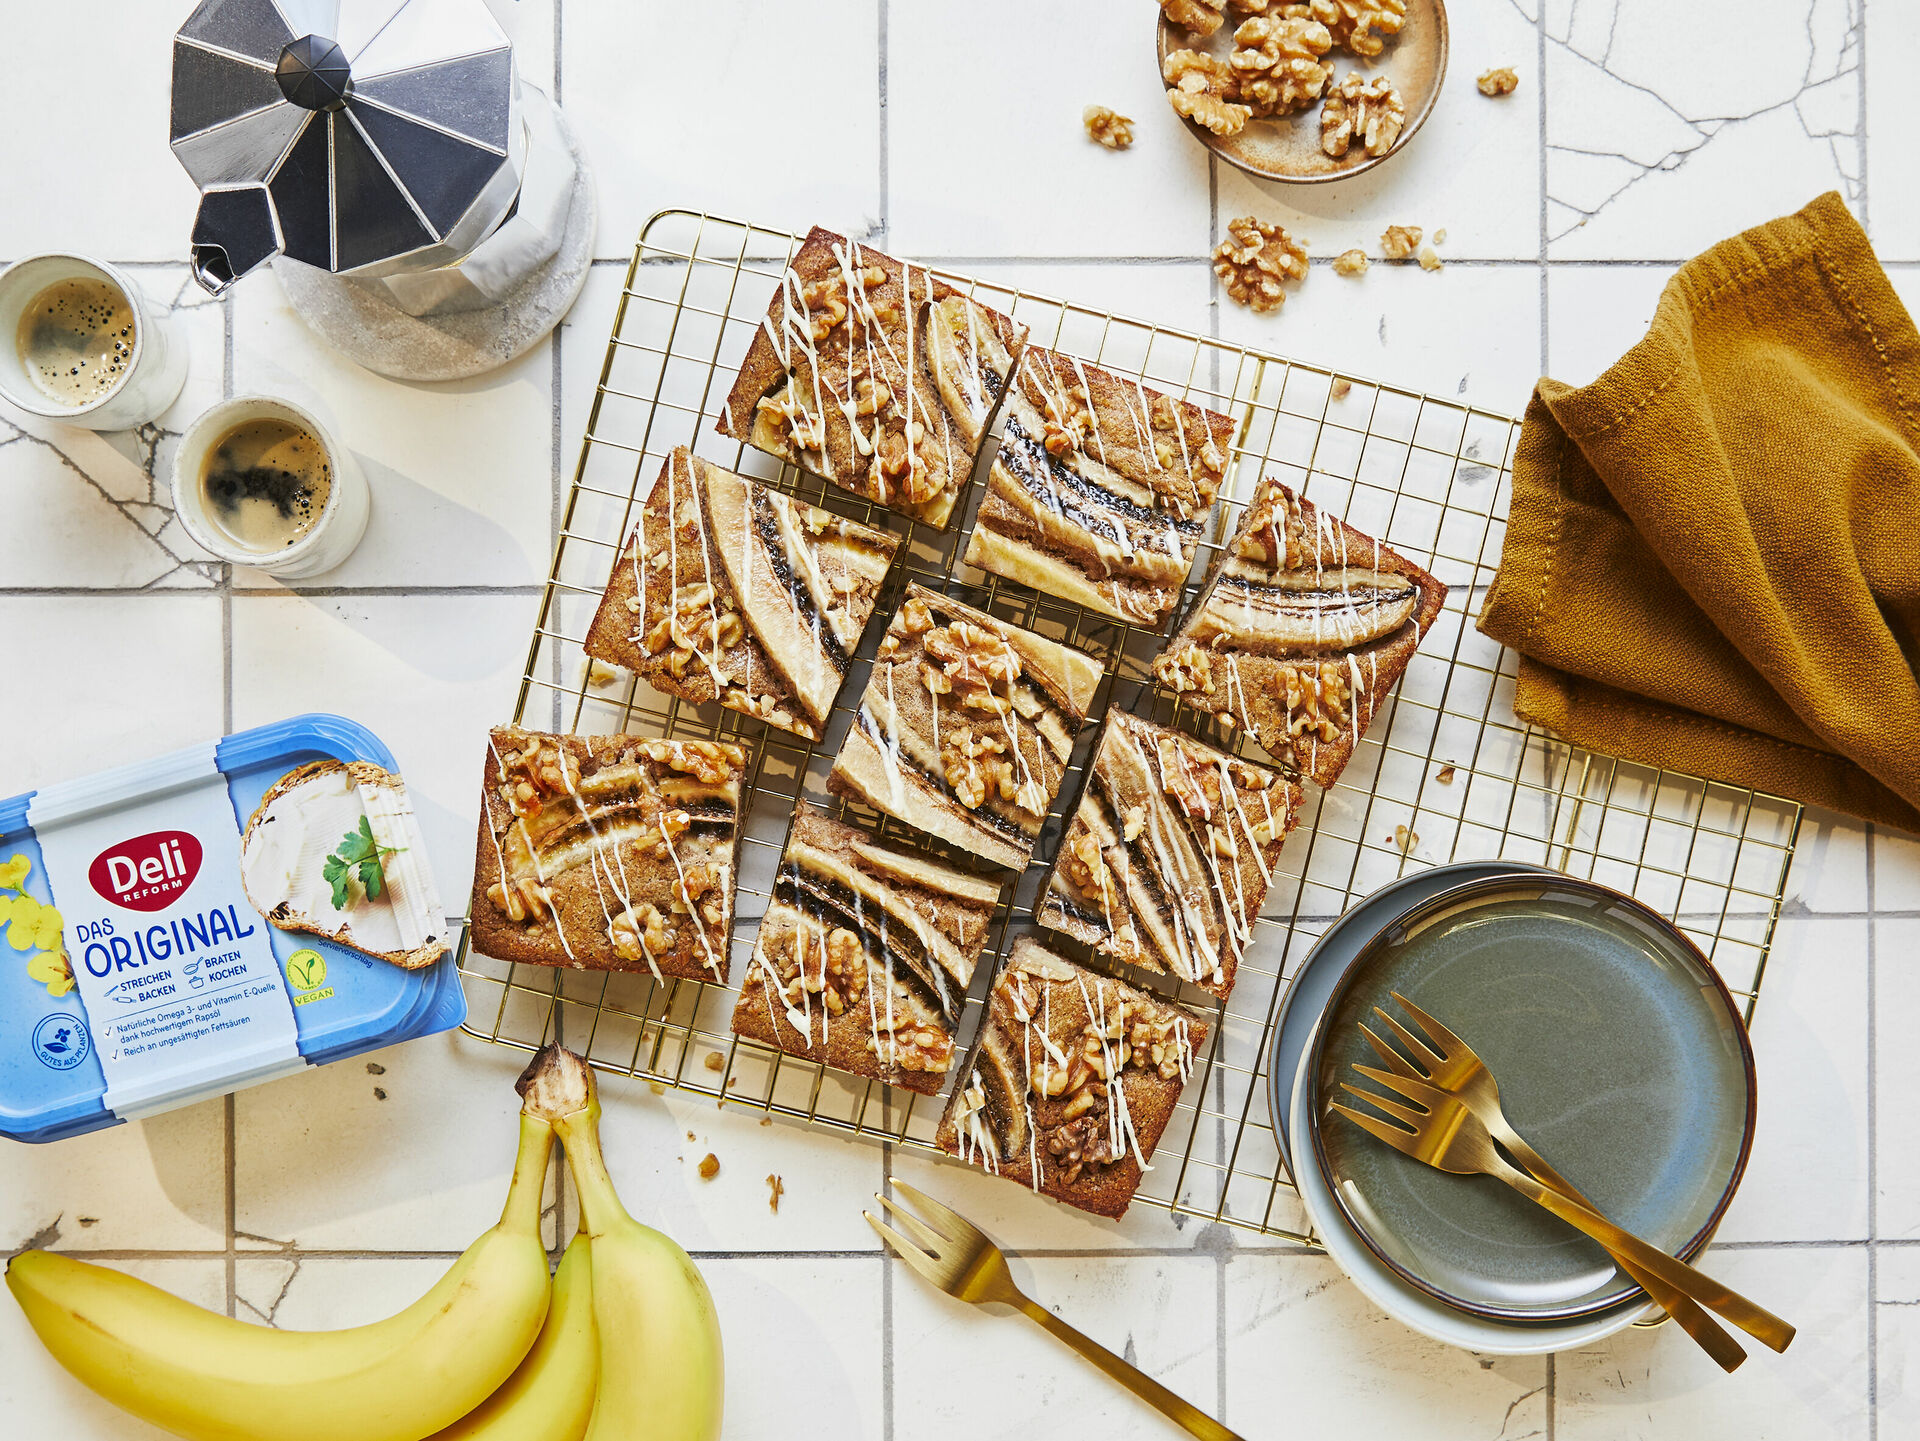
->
[0,714,465,1143]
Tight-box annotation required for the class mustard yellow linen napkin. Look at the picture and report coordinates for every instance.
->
[1479,192,1920,832]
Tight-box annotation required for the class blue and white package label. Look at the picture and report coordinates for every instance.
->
[28,742,303,1117]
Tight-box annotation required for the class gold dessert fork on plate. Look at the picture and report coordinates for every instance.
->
[866,1180,1244,1441]
[1332,1045,1795,1355]
[1359,991,1750,1371]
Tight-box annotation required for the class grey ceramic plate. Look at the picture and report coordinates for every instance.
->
[1308,874,1756,1322]
[1155,0,1448,184]
[1268,860,1547,1171]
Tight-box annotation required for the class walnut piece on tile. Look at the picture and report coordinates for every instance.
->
[1418,244,1443,271]
[1287,0,1407,59]
[1083,105,1135,149]
[1332,248,1370,276]
[1162,0,1227,36]
[1380,224,1423,259]
[1213,216,1309,314]
[1164,49,1252,136]
[1321,71,1407,159]
[1477,66,1520,96]
[1228,14,1333,117]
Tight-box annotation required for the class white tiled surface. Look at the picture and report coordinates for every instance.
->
[1,2,1912,1438]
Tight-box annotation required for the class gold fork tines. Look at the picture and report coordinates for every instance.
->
[865,1181,1245,1441]
[1336,1064,1793,1357]
[1355,991,1756,1372]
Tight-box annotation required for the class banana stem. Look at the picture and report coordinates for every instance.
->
[501,1113,556,1235]
[553,1101,631,1238]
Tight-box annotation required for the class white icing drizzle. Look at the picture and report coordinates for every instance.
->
[656,813,724,977]
[486,734,576,963]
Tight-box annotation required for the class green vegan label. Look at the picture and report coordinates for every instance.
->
[286,948,333,1004]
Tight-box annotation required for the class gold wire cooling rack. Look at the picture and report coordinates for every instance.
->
[455,209,1802,1243]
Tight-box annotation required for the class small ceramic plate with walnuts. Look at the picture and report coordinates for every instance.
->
[1156,0,1448,183]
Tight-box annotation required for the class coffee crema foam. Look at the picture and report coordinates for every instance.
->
[16,275,136,408]
[198,417,332,553]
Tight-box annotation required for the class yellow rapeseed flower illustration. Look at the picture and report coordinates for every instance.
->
[0,852,29,892]
[4,894,64,953]
[28,948,74,998]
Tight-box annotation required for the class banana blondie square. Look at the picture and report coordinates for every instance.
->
[935,936,1209,1218]
[962,346,1236,629]
[470,727,743,982]
[730,806,1003,1095]
[827,584,1104,871]
[1038,713,1300,1000]
[718,226,1028,528]
[583,448,900,742]
[1152,476,1446,787]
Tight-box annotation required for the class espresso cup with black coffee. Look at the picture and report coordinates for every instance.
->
[172,396,370,578]
[0,254,187,430]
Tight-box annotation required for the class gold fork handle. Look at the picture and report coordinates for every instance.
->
[1013,1297,1245,1441]
[1491,1128,1746,1372]
[1488,1154,1795,1353]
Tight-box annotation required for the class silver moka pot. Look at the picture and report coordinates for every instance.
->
[170,0,595,379]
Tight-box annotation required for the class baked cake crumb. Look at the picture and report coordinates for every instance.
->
[698,1153,720,1180]
[703,1051,724,1072]
[1331,376,1353,399]
[767,1174,784,1212]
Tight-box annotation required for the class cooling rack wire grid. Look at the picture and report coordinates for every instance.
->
[455,210,1800,1244]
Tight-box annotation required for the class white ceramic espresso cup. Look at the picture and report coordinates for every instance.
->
[0,253,189,430]
[172,394,371,579]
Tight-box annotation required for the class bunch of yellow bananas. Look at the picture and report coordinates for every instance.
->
[6,1046,722,1441]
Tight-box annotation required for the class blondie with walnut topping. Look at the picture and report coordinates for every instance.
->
[828,585,1103,871]
[731,806,1002,1095]
[583,448,900,743]
[963,347,1235,629]
[935,936,1208,1218]
[469,727,743,982]
[1039,713,1300,1000]
[1151,477,1446,788]
[718,226,1027,528]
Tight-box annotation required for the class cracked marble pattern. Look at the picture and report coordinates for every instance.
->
[1,1,1914,1438]
[1543,0,1865,257]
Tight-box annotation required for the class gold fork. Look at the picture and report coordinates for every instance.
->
[1361,992,1748,1372]
[1332,1067,1795,1354]
[866,1179,1244,1441]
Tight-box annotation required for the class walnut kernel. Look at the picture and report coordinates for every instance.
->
[1289,0,1407,59]
[1228,15,1332,118]
[1163,50,1252,137]
[1154,643,1217,696]
[1321,71,1406,159]
[1332,248,1370,277]
[1417,244,1443,272]
[1161,0,1227,35]
[1083,105,1134,150]
[1380,224,1422,260]
[1213,216,1308,314]
[1477,66,1520,97]
[1283,660,1352,742]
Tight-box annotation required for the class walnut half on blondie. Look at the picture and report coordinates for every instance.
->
[730,806,1003,1095]
[935,936,1208,1218]
[469,727,744,982]
[718,226,1028,529]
